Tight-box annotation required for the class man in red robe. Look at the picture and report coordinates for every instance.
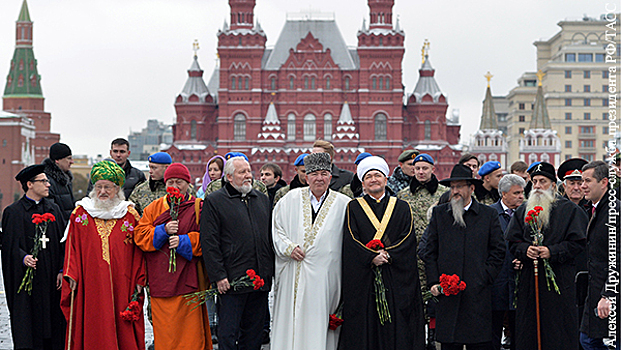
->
[61,160,146,350]
[134,163,212,350]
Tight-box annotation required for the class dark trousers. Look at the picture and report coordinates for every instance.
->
[218,291,268,350]
[492,310,515,350]
[442,342,494,350]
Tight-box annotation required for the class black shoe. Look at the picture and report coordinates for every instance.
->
[261,329,270,345]
[501,336,511,349]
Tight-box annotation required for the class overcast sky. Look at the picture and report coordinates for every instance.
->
[0,0,610,158]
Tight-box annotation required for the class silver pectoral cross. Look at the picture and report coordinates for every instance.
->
[40,233,49,249]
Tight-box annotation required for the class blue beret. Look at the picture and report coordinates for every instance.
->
[148,152,172,164]
[478,161,501,177]
[294,153,309,166]
[413,153,434,165]
[355,152,372,165]
[224,152,249,161]
[527,161,541,173]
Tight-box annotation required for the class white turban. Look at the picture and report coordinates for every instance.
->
[357,156,390,180]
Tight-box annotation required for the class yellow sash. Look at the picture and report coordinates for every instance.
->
[356,196,397,241]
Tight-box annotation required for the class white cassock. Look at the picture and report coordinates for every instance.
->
[271,187,350,350]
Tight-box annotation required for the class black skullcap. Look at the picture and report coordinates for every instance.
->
[15,164,46,185]
[49,142,72,161]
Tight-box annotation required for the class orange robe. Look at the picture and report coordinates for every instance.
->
[134,195,212,350]
[61,205,146,350]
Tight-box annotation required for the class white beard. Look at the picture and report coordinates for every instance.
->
[233,180,253,195]
[89,188,124,211]
[450,196,466,228]
[525,187,556,229]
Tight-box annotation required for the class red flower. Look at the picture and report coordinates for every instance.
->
[525,215,533,223]
[366,239,384,250]
[329,314,344,330]
[246,269,257,279]
[527,210,536,217]
[42,213,56,222]
[439,274,467,296]
[534,206,543,212]
[253,277,265,290]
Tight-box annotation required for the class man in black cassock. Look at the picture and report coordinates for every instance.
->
[340,156,425,350]
[506,162,588,350]
[1,164,67,350]
[419,164,505,350]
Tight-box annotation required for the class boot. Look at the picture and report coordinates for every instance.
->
[426,325,436,350]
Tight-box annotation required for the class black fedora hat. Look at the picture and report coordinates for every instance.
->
[439,164,483,186]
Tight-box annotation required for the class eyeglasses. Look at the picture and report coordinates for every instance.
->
[95,185,115,192]
[31,179,50,184]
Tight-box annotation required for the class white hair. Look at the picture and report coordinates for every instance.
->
[89,184,124,210]
[498,174,526,196]
[223,156,248,180]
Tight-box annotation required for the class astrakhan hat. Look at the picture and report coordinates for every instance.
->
[304,153,332,174]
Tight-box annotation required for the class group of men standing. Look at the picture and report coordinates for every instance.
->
[1,136,619,350]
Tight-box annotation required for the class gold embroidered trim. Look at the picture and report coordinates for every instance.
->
[356,196,397,240]
[293,190,337,315]
[94,218,115,265]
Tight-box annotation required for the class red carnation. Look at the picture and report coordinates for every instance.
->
[246,269,257,279]
[525,215,533,223]
[329,314,344,330]
[534,206,543,212]
[366,239,384,251]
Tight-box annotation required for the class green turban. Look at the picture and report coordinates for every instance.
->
[90,160,125,187]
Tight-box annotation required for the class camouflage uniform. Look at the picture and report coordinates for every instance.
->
[203,178,268,197]
[339,184,354,199]
[397,175,449,292]
[129,180,198,215]
[128,180,167,215]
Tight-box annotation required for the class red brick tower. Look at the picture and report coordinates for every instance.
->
[3,0,59,164]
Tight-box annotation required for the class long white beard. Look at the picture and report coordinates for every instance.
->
[89,189,124,211]
[450,196,466,228]
[526,187,556,229]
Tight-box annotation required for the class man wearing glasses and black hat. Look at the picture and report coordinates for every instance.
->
[2,164,67,350]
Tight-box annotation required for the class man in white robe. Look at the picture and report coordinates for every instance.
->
[271,152,351,350]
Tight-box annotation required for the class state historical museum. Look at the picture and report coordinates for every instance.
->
[165,0,462,181]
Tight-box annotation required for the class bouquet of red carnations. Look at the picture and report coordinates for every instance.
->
[525,205,559,294]
[166,187,184,273]
[184,269,265,309]
[120,287,142,322]
[328,302,344,330]
[18,213,56,295]
[423,273,467,302]
[366,239,391,325]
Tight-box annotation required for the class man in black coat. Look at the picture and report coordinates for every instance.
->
[490,174,526,350]
[340,156,426,350]
[420,164,505,350]
[506,162,588,350]
[2,164,66,350]
[579,160,620,350]
[200,156,274,350]
[42,142,75,221]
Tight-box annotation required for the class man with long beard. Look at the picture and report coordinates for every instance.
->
[420,164,505,350]
[61,160,146,350]
[506,161,588,350]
